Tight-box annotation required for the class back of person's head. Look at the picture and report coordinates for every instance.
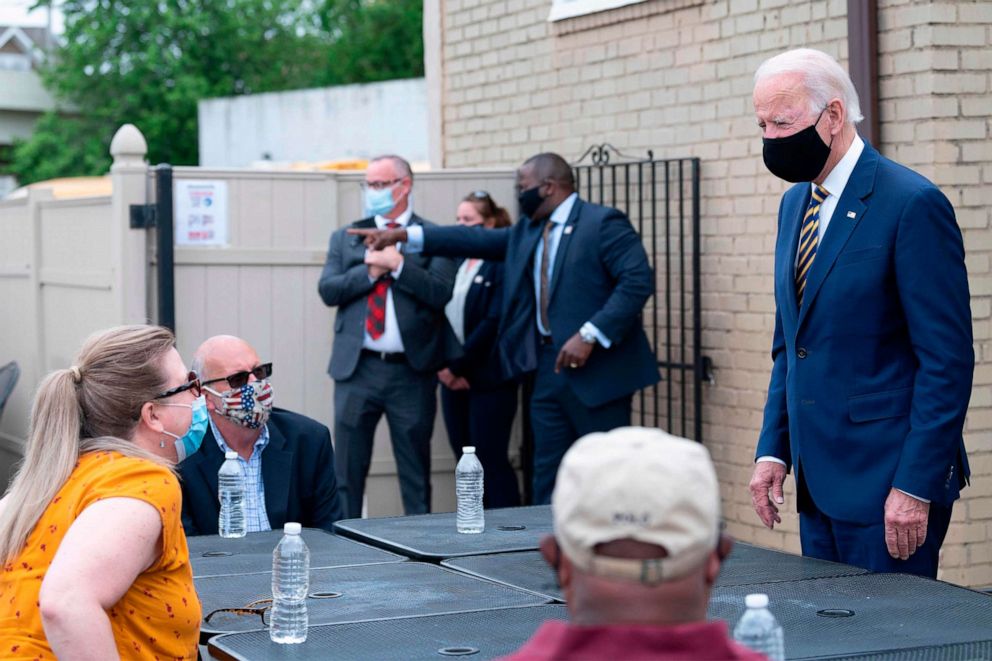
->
[0,324,176,563]
[463,190,512,228]
[522,153,575,190]
[754,48,863,125]
[547,426,725,625]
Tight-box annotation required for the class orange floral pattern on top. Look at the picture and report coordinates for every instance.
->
[0,451,201,660]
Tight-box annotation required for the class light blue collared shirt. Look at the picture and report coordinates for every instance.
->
[211,416,272,532]
[406,193,611,346]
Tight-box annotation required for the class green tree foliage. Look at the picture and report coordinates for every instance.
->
[320,0,423,85]
[8,0,423,185]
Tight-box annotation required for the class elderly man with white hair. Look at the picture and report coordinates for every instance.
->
[749,48,973,577]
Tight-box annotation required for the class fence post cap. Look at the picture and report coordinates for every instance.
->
[110,124,147,167]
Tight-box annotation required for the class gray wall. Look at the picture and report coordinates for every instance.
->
[198,78,429,168]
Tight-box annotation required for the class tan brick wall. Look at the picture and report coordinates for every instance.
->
[435,0,992,586]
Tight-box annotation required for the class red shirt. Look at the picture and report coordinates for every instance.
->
[499,620,768,660]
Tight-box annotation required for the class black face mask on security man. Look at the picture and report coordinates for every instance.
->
[517,184,545,219]
[762,109,832,183]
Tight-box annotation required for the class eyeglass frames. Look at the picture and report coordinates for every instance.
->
[361,178,404,191]
[202,363,273,390]
[153,371,202,400]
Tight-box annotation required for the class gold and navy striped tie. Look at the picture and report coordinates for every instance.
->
[796,184,829,307]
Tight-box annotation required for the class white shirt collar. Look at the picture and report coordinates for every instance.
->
[549,192,579,225]
[375,205,413,229]
[817,134,865,199]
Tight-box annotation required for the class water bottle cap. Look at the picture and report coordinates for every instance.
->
[745,593,769,608]
[284,522,302,535]
[462,446,476,454]
[224,451,238,460]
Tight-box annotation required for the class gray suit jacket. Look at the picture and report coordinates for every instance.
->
[318,214,461,380]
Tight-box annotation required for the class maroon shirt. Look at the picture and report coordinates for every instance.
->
[499,620,768,660]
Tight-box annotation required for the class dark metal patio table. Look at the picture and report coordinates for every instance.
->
[195,561,549,641]
[333,505,552,560]
[707,573,992,659]
[439,542,869,602]
[207,604,569,661]
[187,528,404,577]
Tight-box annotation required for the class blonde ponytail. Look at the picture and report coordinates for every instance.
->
[0,325,175,563]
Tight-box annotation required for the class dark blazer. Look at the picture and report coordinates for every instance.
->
[423,197,660,408]
[447,259,511,391]
[178,408,344,536]
[318,214,461,380]
[756,142,973,525]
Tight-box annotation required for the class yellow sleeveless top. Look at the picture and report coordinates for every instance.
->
[0,451,200,659]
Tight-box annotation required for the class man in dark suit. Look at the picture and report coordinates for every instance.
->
[178,335,344,536]
[749,49,973,577]
[354,153,660,504]
[318,154,459,518]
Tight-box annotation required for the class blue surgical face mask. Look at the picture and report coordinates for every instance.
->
[365,186,397,217]
[160,395,209,462]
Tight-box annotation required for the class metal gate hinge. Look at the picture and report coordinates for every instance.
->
[130,204,157,228]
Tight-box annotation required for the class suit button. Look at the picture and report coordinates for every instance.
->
[797,347,808,359]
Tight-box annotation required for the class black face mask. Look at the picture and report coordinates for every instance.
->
[517,185,545,219]
[762,110,832,183]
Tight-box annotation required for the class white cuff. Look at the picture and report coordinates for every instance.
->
[581,322,612,348]
[405,225,425,252]
[756,456,787,466]
[895,488,930,504]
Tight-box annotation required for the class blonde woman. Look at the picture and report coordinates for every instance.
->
[0,325,204,659]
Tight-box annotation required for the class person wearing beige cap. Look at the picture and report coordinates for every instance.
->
[500,427,765,660]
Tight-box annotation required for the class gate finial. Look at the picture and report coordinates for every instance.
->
[110,124,148,170]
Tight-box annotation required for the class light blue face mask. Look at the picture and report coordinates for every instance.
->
[365,186,397,217]
[160,395,209,462]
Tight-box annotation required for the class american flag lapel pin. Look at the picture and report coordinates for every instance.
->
[846,211,856,219]
[564,225,574,235]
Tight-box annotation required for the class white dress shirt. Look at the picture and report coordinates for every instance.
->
[445,258,484,345]
[363,207,411,353]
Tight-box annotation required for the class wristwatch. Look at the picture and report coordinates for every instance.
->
[579,326,597,345]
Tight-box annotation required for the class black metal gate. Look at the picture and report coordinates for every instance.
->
[573,145,705,443]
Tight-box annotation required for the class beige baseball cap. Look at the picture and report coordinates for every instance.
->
[552,426,721,584]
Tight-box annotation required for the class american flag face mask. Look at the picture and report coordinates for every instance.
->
[205,380,274,429]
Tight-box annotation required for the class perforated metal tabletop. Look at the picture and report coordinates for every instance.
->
[196,561,549,639]
[707,573,992,659]
[333,505,552,560]
[208,605,569,661]
[439,543,871,602]
[187,528,404,577]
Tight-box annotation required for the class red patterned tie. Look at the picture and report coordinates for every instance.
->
[365,222,399,339]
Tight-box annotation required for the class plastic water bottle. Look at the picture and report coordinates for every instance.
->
[733,593,785,660]
[456,446,485,534]
[218,451,246,538]
[270,522,310,644]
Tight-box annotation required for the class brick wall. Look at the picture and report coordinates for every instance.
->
[435,0,992,586]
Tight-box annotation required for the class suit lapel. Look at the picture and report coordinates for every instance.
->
[796,145,878,330]
[549,198,582,298]
[779,189,806,329]
[261,421,292,527]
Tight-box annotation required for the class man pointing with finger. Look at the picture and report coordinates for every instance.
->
[353,153,659,504]
[750,49,973,577]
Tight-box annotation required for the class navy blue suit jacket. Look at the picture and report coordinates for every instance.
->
[178,408,345,536]
[423,197,660,408]
[447,260,512,391]
[756,143,973,524]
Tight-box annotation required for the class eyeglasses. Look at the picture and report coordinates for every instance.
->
[202,363,273,390]
[153,371,202,400]
[361,178,404,191]
[204,598,272,628]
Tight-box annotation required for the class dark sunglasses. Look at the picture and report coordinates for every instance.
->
[153,371,202,400]
[202,363,273,390]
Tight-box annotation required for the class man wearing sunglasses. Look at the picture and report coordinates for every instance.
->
[177,335,344,535]
[319,154,460,518]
